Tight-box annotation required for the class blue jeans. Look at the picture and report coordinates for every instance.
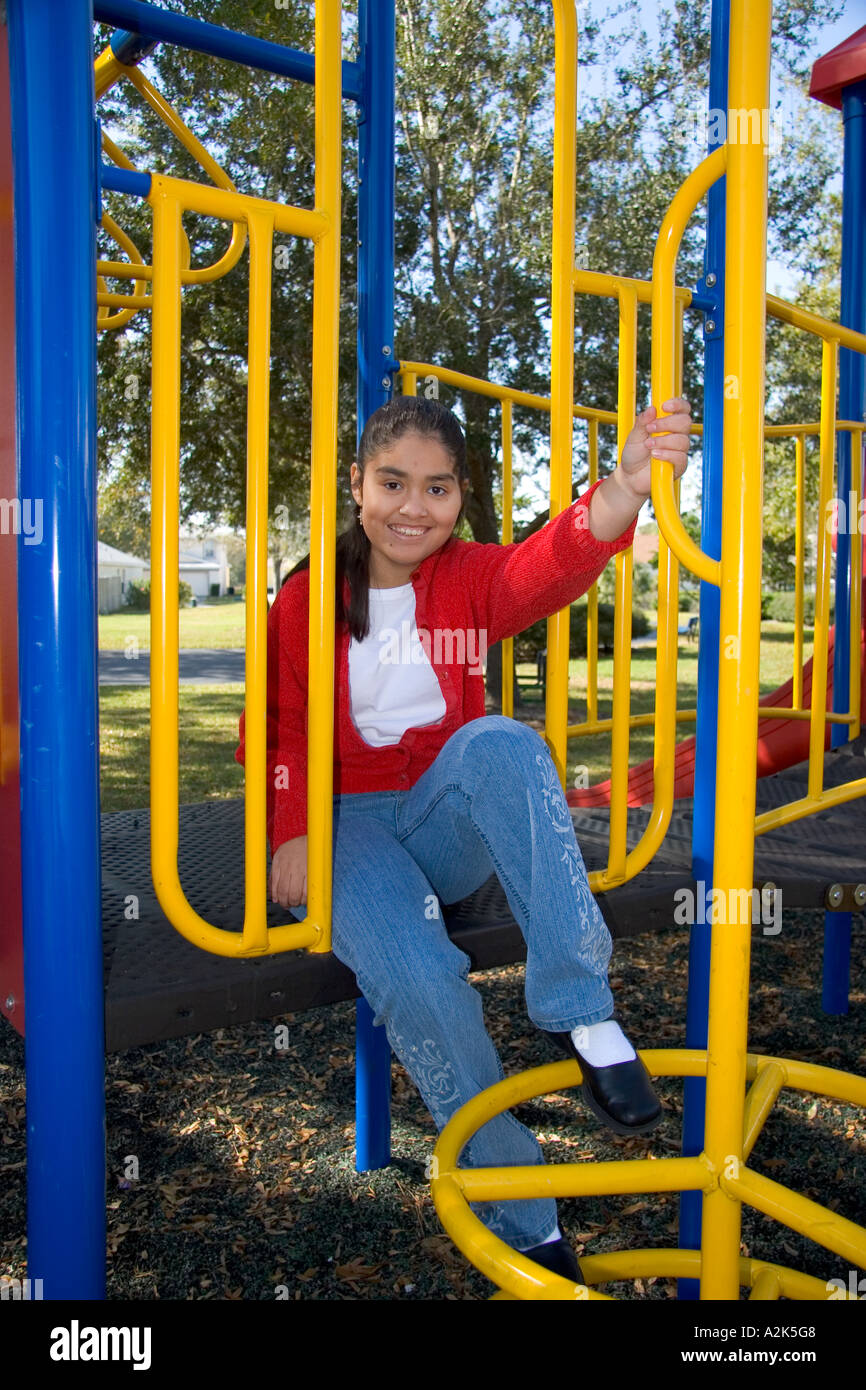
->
[286,715,614,1250]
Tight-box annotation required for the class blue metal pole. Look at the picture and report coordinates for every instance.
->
[677,0,728,1302]
[93,0,362,102]
[8,0,106,1299]
[823,76,866,1013]
[354,0,397,1173]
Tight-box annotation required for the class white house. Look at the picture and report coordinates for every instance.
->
[178,533,231,599]
[97,541,149,613]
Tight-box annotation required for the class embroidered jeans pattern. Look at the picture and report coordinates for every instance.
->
[284,715,615,1252]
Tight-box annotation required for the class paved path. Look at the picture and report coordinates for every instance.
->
[99,649,245,685]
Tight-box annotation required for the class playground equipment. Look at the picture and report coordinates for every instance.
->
[1,0,864,1300]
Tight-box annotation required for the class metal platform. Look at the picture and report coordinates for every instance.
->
[102,737,866,1051]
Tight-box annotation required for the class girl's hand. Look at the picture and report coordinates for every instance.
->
[618,397,693,500]
[270,835,308,909]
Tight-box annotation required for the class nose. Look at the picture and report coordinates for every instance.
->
[399,492,429,518]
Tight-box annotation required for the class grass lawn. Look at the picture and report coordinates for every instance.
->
[99,598,247,651]
[98,622,813,813]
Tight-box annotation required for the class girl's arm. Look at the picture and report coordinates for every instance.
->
[456,397,693,646]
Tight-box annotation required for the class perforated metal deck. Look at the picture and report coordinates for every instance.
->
[102,739,866,1051]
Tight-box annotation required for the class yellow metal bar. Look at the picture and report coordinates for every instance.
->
[397,360,618,426]
[569,707,697,737]
[849,428,862,742]
[94,44,128,99]
[701,0,771,1300]
[607,286,638,881]
[544,0,578,788]
[793,433,805,707]
[574,267,695,312]
[453,1155,708,1203]
[767,292,866,354]
[808,340,838,801]
[303,0,343,954]
[742,1061,786,1160]
[401,370,417,396]
[501,399,514,719]
[586,418,599,727]
[748,1268,782,1300]
[241,209,276,954]
[651,146,725,587]
[756,707,855,723]
[434,1175,609,1300]
[148,184,319,957]
[755,776,866,836]
[724,1167,866,1269]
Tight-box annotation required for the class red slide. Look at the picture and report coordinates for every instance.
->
[568,584,866,809]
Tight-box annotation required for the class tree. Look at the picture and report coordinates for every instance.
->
[95,0,845,562]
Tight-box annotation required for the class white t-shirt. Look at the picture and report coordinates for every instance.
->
[348,582,447,746]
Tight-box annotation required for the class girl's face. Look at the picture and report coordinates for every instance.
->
[350,431,469,589]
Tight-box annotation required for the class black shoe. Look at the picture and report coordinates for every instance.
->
[519,1235,584,1284]
[542,1027,662,1136]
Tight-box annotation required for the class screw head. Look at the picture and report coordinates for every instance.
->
[705,272,717,287]
[853,884,866,908]
[4,995,14,1011]
[705,318,716,334]
[827,883,844,908]
[382,345,392,356]
[381,376,391,388]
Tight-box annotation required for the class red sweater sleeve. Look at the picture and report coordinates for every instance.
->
[235,574,309,853]
[458,478,638,646]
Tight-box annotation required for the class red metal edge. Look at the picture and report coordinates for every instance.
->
[0,19,25,1039]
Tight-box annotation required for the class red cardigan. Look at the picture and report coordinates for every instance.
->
[235,478,637,852]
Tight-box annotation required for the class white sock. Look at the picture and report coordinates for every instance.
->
[571,1019,636,1066]
[516,1223,562,1253]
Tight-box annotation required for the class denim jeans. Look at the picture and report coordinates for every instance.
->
[285,714,614,1250]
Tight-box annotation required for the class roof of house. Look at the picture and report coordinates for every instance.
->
[97,541,148,567]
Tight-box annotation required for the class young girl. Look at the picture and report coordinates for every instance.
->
[236,393,691,1283]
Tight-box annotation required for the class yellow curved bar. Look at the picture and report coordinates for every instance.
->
[651,146,725,587]
[586,418,599,727]
[124,67,248,287]
[97,211,152,329]
[146,4,342,959]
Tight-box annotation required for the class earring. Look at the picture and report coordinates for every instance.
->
[357,509,364,527]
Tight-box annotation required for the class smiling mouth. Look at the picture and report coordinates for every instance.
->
[389,524,429,538]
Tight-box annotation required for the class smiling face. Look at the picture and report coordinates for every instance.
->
[350,431,469,588]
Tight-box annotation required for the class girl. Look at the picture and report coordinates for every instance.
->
[236,393,691,1283]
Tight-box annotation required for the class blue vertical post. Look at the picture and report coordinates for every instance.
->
[823,76,866,1014]
[354,0,397,1172]
[8,0,106,1298]
[677,0,728,1301]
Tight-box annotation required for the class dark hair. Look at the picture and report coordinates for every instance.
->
[281,397,470,640]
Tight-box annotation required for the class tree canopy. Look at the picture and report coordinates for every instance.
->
[95,0,846,570]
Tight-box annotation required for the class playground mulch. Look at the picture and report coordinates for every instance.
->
[0,907,864,1301]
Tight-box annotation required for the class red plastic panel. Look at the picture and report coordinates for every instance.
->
[0,22,25,1038]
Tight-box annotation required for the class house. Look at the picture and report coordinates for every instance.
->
[177,534,231,599]
[97,541,149,613]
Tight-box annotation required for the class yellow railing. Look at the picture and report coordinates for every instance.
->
[147,0,342,958]
[95,49,247,329]
[429,0,866,1304]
